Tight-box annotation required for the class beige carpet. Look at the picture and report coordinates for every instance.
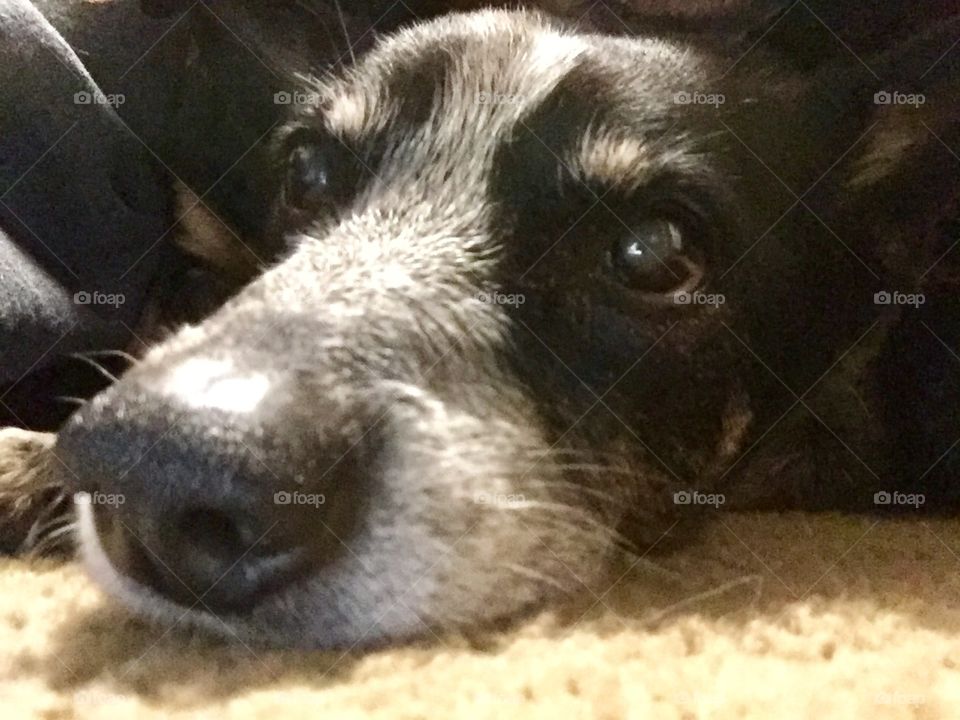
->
[3,512,960,718]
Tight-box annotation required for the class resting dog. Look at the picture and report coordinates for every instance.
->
[6,3,960,648]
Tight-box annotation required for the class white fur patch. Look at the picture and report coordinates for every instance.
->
[161,358,270,414]
[527,31,588,75]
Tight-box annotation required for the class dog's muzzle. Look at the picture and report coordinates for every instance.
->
[56,351,376,613]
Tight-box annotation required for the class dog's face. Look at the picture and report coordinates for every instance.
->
[57,9,958,648]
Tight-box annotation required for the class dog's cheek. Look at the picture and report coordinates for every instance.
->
[515,293,736,478]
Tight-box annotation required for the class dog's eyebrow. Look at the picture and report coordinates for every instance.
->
[570,125,704,195]
[323,83,392,141]
[572,130,659,192]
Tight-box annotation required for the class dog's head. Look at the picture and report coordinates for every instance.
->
[57,8,959,647]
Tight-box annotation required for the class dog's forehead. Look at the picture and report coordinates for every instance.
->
[320,17,582,140]
[316,10,694,146]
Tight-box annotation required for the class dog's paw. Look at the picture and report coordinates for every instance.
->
[0,428,72,558]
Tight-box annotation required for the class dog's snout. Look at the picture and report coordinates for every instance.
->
[58,359,370,611]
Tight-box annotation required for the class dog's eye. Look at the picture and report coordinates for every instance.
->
[609,218,702,294]
[283,145,335,212]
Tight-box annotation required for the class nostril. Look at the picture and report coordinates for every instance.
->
[160,506,264,608]
[178,507,246,564]
[94,501,296,613]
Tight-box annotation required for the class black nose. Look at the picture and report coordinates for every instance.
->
[147,505,290,609]
[57,375,368,612]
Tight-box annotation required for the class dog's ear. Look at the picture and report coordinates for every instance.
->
[834,17,960,283]
[727,11,960,285]
[734,1,960,71]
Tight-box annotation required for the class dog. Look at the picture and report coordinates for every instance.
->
[4,2,960,649]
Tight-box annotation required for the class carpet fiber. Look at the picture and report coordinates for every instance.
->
[3,512,959,718]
